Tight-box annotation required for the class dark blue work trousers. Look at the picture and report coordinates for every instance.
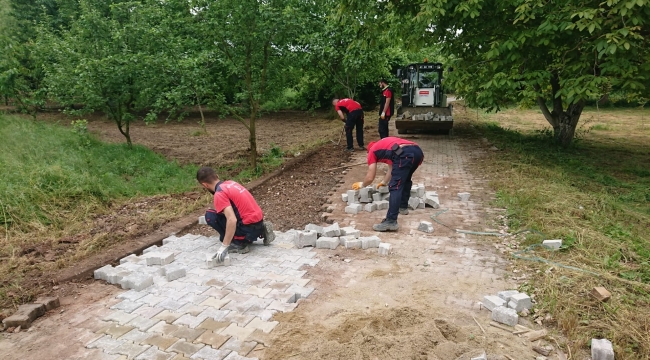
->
[386,145,424,221]
[205,209,264,245]
[345,109,364,149]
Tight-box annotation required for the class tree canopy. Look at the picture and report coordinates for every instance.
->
[381,0,649,145]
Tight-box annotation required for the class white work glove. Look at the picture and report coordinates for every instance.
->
[381,112,386,120]
[213,244,229,262]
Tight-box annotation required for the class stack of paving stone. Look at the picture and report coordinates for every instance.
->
[87,232,319,359]
[276,222,392,256]
[342,187,389,214]
[481,290,533,326]
[342,184,440,214]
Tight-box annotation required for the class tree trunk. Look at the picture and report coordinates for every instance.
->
[554,101,585,146]
[536,73,585,147]
[249,115,257,170]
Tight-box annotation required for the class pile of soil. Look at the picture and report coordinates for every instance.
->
[265,307,489,360]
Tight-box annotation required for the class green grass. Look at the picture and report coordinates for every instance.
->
[590,124,613,131]
[0,115,198,232]
[467,110,650,359]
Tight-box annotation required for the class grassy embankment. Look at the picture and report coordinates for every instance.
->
[466,106,650,359]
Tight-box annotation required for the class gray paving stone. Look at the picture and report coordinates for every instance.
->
[174,314,209,329]
[120,274,154,291]
[222,337,257,356]
[190,346,232,360]
[286,284,314,299]
[104,310,138,325]
[178,303,208,317]
[482,295,506,311]
[168,340,205,357]
[378,243,392,256]
[339,227,360,238]
[164,264,187,281]
[117,290,148,302]
[508,293,532,312]
[591,338,615,360]
[127,315,160,331]
[111,300,143,313]
[294,230,317,248]
[139,294,166,307]
[316,237,339,250]
[304,223,323,235]
[491,306,518,326]
[198,307,231,322]
[135,346,176,360]
[344,239,362,249]
[157,298,188,311]
[360,236,381,249]
[497,290,519,302]
[118,328,151,343]
[223,352,259,360]
[86,335,125,352]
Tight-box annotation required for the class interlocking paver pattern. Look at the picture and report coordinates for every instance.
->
[86,231,319,359]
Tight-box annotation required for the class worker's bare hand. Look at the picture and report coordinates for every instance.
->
[352,182,363,190]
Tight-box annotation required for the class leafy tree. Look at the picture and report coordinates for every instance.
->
[38,0,168,146]
[297,0,393,100]
[382,0,649,145]
[188,0,304,168]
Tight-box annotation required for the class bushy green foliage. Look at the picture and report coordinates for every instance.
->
[0,115,197,232]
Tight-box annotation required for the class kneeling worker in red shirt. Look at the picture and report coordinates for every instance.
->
[352,137,424,232]
[196,167,274,262]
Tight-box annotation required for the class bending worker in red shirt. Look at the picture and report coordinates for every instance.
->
[196,167,274,261]
[332,98,365,152]
[352,137,424,232]
[378,79,394,139]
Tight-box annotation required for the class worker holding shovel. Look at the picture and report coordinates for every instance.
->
[196,167,274,262]
[332,98,365,152]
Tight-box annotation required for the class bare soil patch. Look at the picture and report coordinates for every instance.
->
[39,110,343,166]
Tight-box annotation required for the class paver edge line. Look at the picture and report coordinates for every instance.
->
[55,145,327,284]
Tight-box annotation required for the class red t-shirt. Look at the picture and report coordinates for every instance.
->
[213,180,263,224]
[367,137,418,165]
[335,98,362,113]
[381,88,393,116]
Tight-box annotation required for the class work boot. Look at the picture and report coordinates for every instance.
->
[358,146,366,151]
[345,148,354,152]
[399,208,409,215]
[227,242,250,254]
[263,221,275,246]
[373,218,399,232]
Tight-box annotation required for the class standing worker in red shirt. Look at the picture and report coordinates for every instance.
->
[332,98,365,152]
[378,79,395,139]
[351,137,424,232]
[196,167,274,262]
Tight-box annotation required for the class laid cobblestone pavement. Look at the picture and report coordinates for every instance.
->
[76,232,321,360]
